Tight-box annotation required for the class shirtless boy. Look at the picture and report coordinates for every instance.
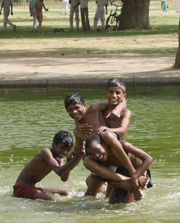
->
[13,131,83,201]
[34,0,48,35]
[84,130,153,203]
[64,90,141,196]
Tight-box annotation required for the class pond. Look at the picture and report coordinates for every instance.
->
[0,86,180,223]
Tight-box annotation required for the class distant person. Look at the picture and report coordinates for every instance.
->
[177,0,180,12]
[84,131,153,203]
[80,0,90,31]
[94,0,108,31]
[0,0,16,32]
[29,0,38,32]
[34,0,48,35]
[161,0,168,12]
[13,131,83,201]
[61,0,69,14]
[69,0,80,31]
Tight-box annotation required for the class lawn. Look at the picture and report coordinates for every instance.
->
[0,0,179,57]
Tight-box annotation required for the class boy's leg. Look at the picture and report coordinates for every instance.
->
[34,191,54,201]
[85,175,105,196]
[43,187,68,196]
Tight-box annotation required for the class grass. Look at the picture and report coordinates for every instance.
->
[0,0,179,57]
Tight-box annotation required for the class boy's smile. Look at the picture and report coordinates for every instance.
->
[107,87,126,106]
[88,141,108,163]
[52,144,71,159]
[66,103,86,122]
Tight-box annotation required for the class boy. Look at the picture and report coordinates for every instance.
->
[84,130,153,203]
[33,0,48,35]
[64,88,136,195]
[13,131,83,201]
[0,0,16,32]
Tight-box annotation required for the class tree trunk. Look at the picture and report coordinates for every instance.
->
[174,17,180,68]
[119,0,151,30]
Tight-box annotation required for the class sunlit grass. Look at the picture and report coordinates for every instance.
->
[0,0,179,56]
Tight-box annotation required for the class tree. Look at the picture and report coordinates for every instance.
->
[174,17,180,68]
[119,0,151,30]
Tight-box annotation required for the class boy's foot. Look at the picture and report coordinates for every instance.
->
[13,25,16,31]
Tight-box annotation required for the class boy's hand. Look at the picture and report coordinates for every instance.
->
[133,189,143,201]
[79,123,93,138]
[98,126,109,133]
[138,175,149,189]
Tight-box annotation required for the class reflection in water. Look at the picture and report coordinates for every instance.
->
[0,87,180,223]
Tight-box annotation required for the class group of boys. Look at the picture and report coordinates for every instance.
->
[13,78,153,204]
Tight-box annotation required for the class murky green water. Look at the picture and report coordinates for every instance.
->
[0,87,180,223]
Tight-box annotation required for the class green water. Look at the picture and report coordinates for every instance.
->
[0,87,180,223]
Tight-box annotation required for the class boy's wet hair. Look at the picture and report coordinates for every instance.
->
[107,78,126,93]
[64,93,85,110]
[85,133,104,155]
[53,131,74,148]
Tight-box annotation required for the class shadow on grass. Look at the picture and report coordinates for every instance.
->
[0,24,178,39]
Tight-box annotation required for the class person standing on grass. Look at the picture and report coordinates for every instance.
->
[0,0,16,32]
[161,0,168,12]
[33,0,48,36]
[61,0,69,14]
[29,0,39,32]
[69,0,80,31]
[94,0,108,31]
[80,0,90,31]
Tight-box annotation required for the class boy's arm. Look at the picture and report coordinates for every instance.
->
[106,99,127,119]
[41,149,83,182]
[43,3,48,11]
[83,157,130,182]
[108,109,132,136]
[121,140,153,179]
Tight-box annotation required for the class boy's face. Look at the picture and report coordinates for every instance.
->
[87,141,108,162]
[66,103,86,122]
[52,143,71,159]
[106,87,126,106]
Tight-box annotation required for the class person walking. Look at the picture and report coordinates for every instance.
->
[0,0,16,32]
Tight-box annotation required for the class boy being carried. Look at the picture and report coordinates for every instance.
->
[84,131,153,203]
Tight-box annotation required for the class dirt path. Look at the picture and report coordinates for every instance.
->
[0,53,179,88]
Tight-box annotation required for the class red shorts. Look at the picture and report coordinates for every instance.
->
[13,184,43,199]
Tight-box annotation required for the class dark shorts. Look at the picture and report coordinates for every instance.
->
[13,184,43,199]
[91,167,153,203]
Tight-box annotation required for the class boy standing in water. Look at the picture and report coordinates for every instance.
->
[33,0,48,35]
[64,79,137,196]
[84,131,153,203]
[13,131,83,201]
